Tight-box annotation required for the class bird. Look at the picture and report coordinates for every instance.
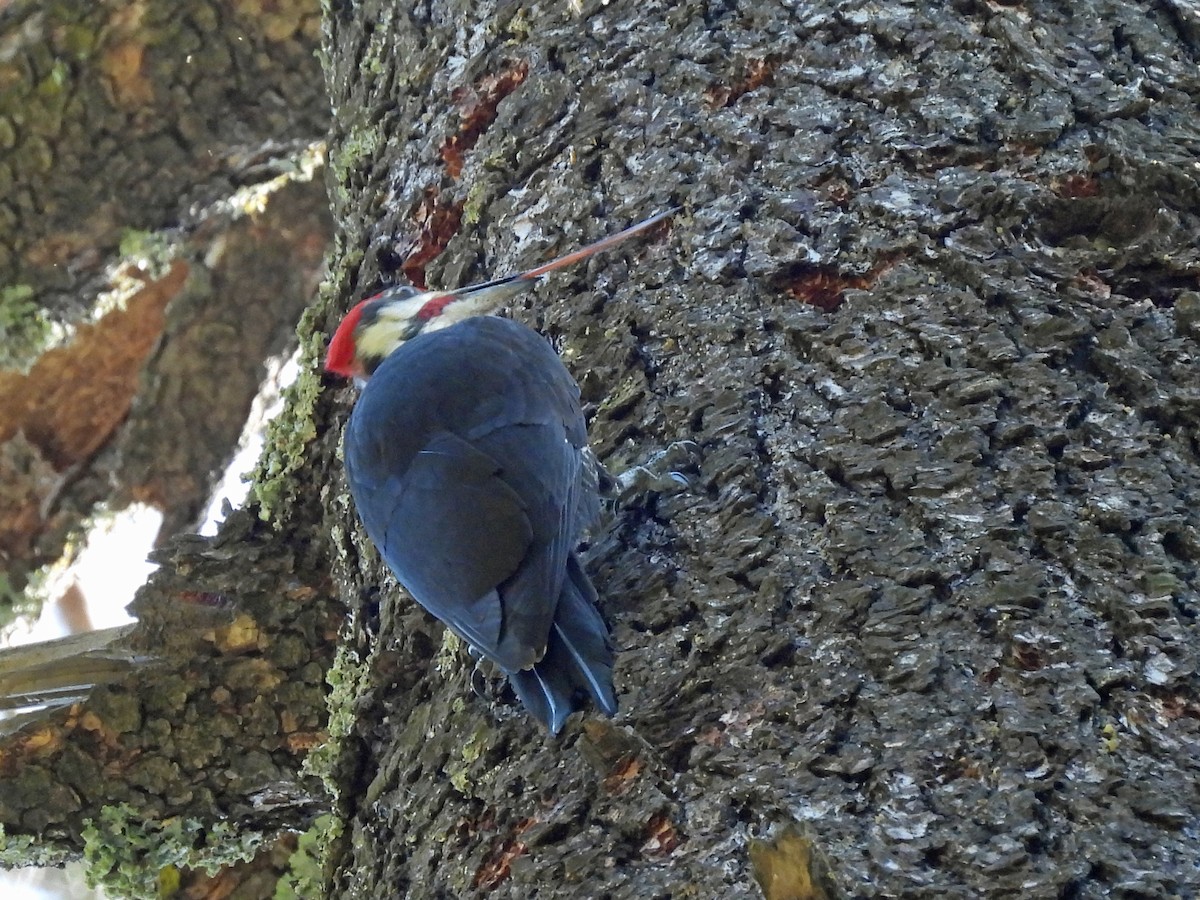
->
[324,209,674,733]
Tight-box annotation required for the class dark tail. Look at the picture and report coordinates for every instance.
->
[508,554,617,734]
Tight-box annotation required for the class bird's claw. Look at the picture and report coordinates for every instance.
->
[612,440,702,500]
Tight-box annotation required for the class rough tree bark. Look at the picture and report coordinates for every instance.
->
[1,0,332,895]
[317,1,1200,898]
[0,0,330,601]
[0,0,324,316]
[2,1,1198,898]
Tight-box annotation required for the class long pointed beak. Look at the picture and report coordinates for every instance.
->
[445,207,678,307]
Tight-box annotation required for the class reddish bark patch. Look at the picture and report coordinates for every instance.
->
[780,266,869,313]
[1158,693,1200,722]
[441,59,531,178]
[1052,173,1102,199]
[779,257,899,312]
[99,3,158,110]
[285,730,325,753]
[1070,270,1111,299]
[704,57,778,108]
[1010,640,1048,672]
[601,754,643,794]
[472,817,536,890]
[0,262,187,564]
[640,812,681,856]
[0,261,186,466]
[399,189,465,289]
[178,590,234,609]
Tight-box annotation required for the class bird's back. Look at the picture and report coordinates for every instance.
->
[343,316,614,731]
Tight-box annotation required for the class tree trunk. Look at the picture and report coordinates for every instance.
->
[0,0,330,600]
[318,1,1200,897]
[2,1,1198,898]
[1,0,324,320]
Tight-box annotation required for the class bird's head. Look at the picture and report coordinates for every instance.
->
[324,277,539,380]
[324,207,678,381]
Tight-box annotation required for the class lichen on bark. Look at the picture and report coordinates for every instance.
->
[3,0,1199,897]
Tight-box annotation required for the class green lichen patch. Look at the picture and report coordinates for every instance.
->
[301,641,368,796]
[250,326,325,523]
[446,724,494,797]
[0,825,73,869]
[117,229,177,281]
[284,643,363,897]
[82,803,265,899]
[273,814,338,900]
[327,125,381,188]
[0,284,57,372]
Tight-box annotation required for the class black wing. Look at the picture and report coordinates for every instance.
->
[344,317,590,673]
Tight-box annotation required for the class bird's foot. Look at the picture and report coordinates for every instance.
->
[469,656,503,701]
[609,440,703,501]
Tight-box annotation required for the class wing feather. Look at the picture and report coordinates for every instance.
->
[343,316,613,724]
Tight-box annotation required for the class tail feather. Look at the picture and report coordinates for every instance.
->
[555,555,617,715]
[507,554,616,734]
[507,642,583,734]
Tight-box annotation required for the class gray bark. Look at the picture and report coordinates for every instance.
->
[2,1,1197,898]
[320,1,1200,897]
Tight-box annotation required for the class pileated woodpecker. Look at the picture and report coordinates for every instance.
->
[325,210,673,733]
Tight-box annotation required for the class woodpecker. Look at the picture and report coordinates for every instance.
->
[326,209,674,733]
